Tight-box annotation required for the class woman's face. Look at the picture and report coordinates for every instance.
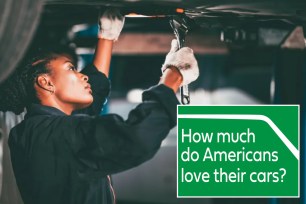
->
[48,55,93,110]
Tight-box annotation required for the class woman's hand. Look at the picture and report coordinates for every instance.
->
[160,39,199,92]
[98,8,125,41]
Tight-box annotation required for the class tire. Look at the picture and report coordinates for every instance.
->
[0,0,43,83]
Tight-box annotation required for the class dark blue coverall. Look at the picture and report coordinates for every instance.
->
[8,64,179,204]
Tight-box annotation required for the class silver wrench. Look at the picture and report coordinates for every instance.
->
[170,15,191,104]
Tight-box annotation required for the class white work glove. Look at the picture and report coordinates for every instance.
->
[98,8,125,41]
[161,39,199,86]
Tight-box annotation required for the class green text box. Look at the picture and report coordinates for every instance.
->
[177,105,299,198]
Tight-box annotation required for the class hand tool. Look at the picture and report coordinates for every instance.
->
[170,14,193,104]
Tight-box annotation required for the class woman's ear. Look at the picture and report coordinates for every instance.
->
[36,75,54,94]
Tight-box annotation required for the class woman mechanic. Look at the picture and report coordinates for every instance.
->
[0,9,199,204]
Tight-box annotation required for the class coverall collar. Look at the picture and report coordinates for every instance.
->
[26,103,67,119]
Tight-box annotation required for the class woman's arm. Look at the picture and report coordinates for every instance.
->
[93,9,125,77]
[70,84,179,177]
[69,40,199,176]
[159,66,183,93]
[73,9,124,115]
[93,39,113,77]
